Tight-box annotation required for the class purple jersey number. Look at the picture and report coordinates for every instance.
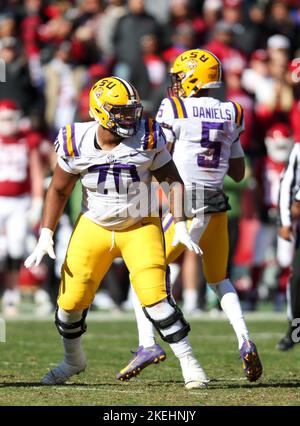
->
[88,163,140,193]
[197,121,224,169]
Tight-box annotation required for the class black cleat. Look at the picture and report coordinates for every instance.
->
[276,333,294,351]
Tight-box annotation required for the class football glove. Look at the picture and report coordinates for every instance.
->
[24,228,56,268]
[172,221,202,255]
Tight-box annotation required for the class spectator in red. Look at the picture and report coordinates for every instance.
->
[205,20,246,76]
[0,100,45,316]
[77,63,109,121]
[139,33,167,115]
[287,59,300,142]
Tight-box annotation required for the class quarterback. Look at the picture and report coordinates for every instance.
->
[24,76,209,389]
[118,50,263,383]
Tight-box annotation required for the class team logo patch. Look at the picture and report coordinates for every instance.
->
[187,59,198,69]
[106,153,115,164]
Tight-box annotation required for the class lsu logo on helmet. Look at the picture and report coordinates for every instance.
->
[170,49,222,98]
[89,76,143,138]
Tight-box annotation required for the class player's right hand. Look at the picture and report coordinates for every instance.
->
[278,225,294,242]
[24,228,56,268]
[172,221,203,255]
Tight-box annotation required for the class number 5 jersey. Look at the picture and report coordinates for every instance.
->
[156,96,245,191]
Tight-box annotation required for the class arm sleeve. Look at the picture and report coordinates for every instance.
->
[278,144,299,226]
[155,98,176,144]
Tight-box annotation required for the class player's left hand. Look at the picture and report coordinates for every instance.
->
[24,228,56,268]
[172,221,202,255]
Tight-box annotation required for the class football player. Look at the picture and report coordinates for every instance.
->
[277,139,300,350]
[24,76,209,389]
[118,49,263,383]
[0,100,44,316]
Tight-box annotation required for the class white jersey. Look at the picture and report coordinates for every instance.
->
[156,96,244,190]
[55,119,171,230]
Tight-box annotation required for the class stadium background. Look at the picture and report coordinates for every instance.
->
[1,0,300,407]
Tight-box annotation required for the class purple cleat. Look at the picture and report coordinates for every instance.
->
[239,340,263,382]
[117,343,166,381]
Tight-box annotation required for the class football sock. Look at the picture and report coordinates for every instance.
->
[57,308,86,366]
[208,279,249,349]
[62,337,85,367]
[182,288,198,313]
[131,284,156,348]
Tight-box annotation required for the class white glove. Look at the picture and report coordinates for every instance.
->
[172,221,202,255]
[24,228,56,268]
[27,197,43,229]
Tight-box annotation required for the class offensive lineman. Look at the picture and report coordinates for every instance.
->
[24,76,209,389]
[118,49,263,383]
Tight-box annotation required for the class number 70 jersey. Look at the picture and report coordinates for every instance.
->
[156,96,245,190]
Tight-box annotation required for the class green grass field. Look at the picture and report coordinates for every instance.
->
[1,315,300,406]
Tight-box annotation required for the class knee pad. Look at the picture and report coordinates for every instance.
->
[55,307,88,339]
[143,297,190,344]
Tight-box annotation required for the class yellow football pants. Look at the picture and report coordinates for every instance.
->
[164,212,229,283]
[58,215,167,311]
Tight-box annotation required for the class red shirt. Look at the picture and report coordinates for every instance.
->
[0,132,41,196]
[290,100,300,143]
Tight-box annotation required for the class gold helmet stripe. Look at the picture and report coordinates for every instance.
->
[112,76,137,101]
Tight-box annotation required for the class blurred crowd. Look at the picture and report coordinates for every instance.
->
[0,0,300,316]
